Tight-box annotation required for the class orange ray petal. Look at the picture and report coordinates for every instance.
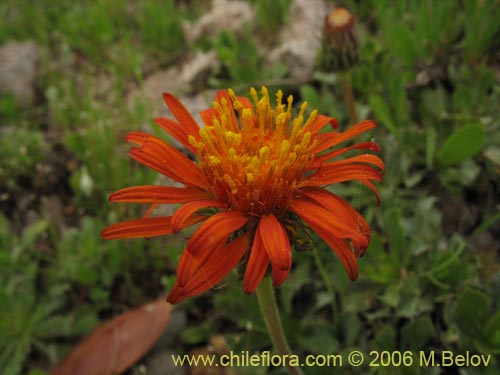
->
[162,93,200,137]
[309,142,380,169]
[126,131,204,174]
[215,90,238,130]
[215,89,229,103]
[109,185,210,204]
[127,147,196,188]
[289,198,368,249]
[272,267,290,287]
[176,220,237,288]
[258,214,292,272]
[243,230,270,294]
[307,222,359,281]
[100,215,206,240]
[200,108,218,126]
[125,131,197,167]
[128,141,208,189]
[175,232,230,288]
[143,203,158,218]
[186,211,249,257]
[172,200,225,232]
[304,164,383,187]
[236,95,253,109]
[125,131,169,147]
[313,120,376,153]
[312,114,338,134]
[359,179,381,207]
[301,188,371,255]
[176,248,200,288]
[166,283,183,304]
[154,117,198,153]
[320,154,385,172]
[168,233,251,303]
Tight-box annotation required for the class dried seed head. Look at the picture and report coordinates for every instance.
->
[321,7,358,71]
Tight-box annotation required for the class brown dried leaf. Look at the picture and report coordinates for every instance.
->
[51,298,172,375]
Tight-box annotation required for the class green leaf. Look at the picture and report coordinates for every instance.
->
[75,267,98,286]
[0,342,26,375]
[401,316,436,350]
[300,85,321,113]
[474,212,500,235]
[454,287,492,337]
[427,241,466,288]
[363,234,399,284]
[438,158,481,191]
[385,208,408,265]
[27,370,50,375]
[341,312,362,347]
[424,87,448,118]
[387,24,416,66]
[72,305,100,336]
[437,124,485,166]
[35,314,73,343]
[426,126,437,170]
[20,220,49,251]
[371,324,396,351]
[280,259,310,315]
[180,322,213,345]
[398,277,420,318]
[379,284,400,307]
[298,324,338,354]
[369,94,397,134]
[389,75,409,124]
[483,311,500,352]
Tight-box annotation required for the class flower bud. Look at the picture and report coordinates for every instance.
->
[320,7,358,71]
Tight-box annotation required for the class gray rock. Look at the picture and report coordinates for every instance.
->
[156,308,188,347]
[127,52,218,127]
[180,50,219,94]
[268,0,329,81]
[143,348,186,375]
[0,41,40,107]
[183,0,255,44]
[127,65,184,115]
[142,309,188,375]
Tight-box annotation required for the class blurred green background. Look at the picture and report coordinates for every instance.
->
[0,0,499,374]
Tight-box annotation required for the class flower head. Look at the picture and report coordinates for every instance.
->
[101,87,384,304]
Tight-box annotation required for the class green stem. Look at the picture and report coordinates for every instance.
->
[341,71,359,126]
[312,246,339,332]
[256,277,305,375]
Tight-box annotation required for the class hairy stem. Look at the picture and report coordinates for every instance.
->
[256,277,305,375]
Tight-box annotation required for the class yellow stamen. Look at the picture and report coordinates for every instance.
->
[196,87,317,215]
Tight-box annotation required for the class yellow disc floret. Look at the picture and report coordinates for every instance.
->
[190,87,318,216]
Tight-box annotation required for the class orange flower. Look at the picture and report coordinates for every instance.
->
[101,87,384,304]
